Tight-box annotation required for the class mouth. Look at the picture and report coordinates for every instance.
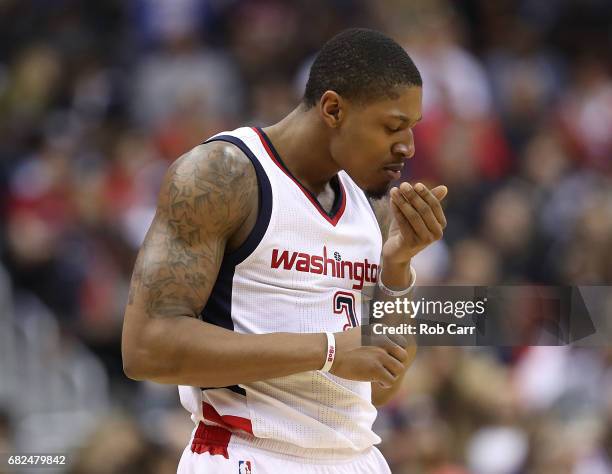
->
[382,162,404,180]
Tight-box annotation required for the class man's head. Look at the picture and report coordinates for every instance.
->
[303,28,423,199]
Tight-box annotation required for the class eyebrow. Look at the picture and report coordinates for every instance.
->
[390,113,422,123]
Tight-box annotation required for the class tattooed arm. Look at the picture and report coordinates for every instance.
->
[122,142,412,388]
[121,142,329,386]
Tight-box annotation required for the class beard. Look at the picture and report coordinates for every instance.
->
[343,168,394,200]
[365,181,392,200]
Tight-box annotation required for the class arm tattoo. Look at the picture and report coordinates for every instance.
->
[128,143,258,319]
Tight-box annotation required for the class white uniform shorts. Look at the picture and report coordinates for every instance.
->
[177,436,391,474]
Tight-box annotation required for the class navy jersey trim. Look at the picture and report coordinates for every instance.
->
[198,134,273,395]
[204,135,273,267]
[201,385,247,397]
[254,127,346,225]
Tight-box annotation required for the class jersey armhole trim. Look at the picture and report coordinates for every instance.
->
[203,135,273,267]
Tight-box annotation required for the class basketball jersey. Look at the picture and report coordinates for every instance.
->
[178,126,383,460]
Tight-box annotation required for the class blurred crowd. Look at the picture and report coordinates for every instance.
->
[0,0,611,473]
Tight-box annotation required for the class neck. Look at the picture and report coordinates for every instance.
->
[262,104,339,195]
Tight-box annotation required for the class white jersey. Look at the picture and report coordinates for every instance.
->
[179,126,383,461]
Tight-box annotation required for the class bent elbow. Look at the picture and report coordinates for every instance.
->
[121,316,190,384]
[122,335,157,381]
[122,347,147,381]
[121,333,175,382]
[122,313,159,381]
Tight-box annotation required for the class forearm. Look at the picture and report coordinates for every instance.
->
[371,182,448,405]
[122,315,327,387]
[372,257,418,405]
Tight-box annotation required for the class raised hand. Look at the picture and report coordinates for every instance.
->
[382,182,448,265]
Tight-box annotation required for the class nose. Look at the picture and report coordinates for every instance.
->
[391,129,415,160]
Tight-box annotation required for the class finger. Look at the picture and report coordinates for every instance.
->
[400,182,442,236]
[390,198,429,242]
[397,184,442,240]
[376,334,409,362]
[431,185,448,201]
[374,332,407,348]
[386,343,409,364]
[382,354,405,378]
[389,197,416,238]
[414,183,447,229]
[386,333,409,350]
[390,188,430,241]
[370,333,406,349]
[375,362,397,388]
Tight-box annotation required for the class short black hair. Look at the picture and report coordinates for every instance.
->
[303,28,422,108]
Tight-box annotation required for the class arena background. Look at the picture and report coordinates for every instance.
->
[0,0,611,473]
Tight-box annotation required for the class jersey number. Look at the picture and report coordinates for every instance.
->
[333,291,358,331]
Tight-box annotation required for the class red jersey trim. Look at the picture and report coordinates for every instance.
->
[191,421,231,458]
[252,127,347,227]
[191,403,254,458]
[203,402,253,434]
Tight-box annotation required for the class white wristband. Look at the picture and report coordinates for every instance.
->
[378,266,417,297]
[320,332,336,372]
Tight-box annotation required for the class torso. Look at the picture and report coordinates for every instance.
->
[180,126,383,459]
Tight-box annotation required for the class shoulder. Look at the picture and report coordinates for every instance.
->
[169,141,257,190]
[158,141,258,237]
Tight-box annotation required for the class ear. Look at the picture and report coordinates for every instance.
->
[319,91,345,128]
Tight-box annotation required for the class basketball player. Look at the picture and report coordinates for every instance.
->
[122,28,447,473]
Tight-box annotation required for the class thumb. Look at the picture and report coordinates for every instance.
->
[431,185,448,201]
